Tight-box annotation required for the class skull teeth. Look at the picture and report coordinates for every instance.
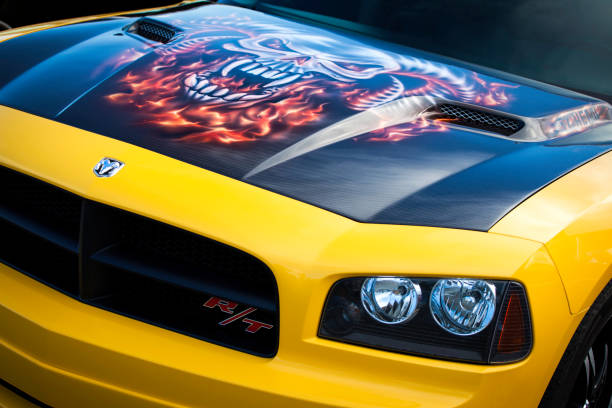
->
[248,66,268,75]
[241,62,260,72]
[221,59,253,77]
[222,59,302,87]
[195,79,209,90]
[185,79,268,103]
[268,62,284,70]
[224,92,247,101]
[222,59,303,85]
[213,88,230,97]
[261,70,280,79]
[269,72,287,79]
[184,74,197,87]
[184,58,305,104]
[201,85,218,94]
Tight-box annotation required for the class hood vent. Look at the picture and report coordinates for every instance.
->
[429,104,524,136]
[128,18,177,43]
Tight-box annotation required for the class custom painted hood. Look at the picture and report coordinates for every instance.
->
[1,4,611,230]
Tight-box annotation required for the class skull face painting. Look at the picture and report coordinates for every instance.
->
[105,12,516,144]
[178,30,403,107]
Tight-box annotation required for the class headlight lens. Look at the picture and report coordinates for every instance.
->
[430,279,496,336]
[319,277,532,364]
[361,277,421,324]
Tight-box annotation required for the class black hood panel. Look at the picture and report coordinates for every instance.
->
[0,5,611,230]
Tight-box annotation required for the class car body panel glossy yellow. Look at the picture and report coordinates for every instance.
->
[491,152,612,314]
[0,104,593,407]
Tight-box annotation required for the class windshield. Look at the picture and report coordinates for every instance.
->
[248,0,612,102]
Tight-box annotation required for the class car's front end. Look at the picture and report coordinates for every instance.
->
[1,2,612,407]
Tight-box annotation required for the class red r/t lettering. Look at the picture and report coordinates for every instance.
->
[242,318,274,333]
[203,297,238,314]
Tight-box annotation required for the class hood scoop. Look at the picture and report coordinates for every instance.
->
[426,101,612,142]
[127,18,179,44]
[245,97,612,178]
[428,103,524,136]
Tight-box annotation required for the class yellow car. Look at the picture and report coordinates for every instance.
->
[1,1,611,407]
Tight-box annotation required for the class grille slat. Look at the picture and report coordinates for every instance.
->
[90,238,276,312]
[0,166,279,357]
[430,104,524,136]
[1,218,79,294]
[0,206,78,252]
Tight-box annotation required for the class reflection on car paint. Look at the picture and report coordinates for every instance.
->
[105,13,517,144]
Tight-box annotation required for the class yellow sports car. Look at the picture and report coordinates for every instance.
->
[1,1,611,407]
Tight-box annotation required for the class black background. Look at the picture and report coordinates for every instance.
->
[0,0,176,28]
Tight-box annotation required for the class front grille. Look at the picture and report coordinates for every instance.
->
[0,166,279,357]
[429,104,524,136]
[130,18,177,43]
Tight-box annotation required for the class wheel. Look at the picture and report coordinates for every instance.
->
[540,279,612,408]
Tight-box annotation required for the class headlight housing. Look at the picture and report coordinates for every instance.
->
[319,277,532,364]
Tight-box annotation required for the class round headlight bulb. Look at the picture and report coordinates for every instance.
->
[361,277,421,324]
[430,279,496,336]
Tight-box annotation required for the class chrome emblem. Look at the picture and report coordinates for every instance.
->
[93,158,124,178]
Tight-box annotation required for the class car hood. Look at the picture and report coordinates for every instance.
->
[1,4,611,230]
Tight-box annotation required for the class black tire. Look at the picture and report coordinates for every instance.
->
[539,278,612,408]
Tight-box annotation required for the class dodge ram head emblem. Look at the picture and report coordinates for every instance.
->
[93,158,124,178]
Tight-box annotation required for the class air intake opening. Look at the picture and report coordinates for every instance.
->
[79,201,279,357]
[0,167,80,294]
[0,166,279,357]
[127,18,177,44]
[428,104,524,136]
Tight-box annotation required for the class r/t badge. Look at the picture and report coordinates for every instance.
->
[203,296,274,333]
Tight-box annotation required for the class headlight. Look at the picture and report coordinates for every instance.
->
[360,277,421,324]
[319,277,532,364]
[430,279,496,336]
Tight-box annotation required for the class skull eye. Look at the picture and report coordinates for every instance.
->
[258,38,293,52]
[334,61,384,73]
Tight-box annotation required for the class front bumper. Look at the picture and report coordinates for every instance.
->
[0,259,579,408]
[0,106,582,407]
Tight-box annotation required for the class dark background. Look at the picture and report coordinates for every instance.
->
[1,0,611,100]
[0,0,176,28]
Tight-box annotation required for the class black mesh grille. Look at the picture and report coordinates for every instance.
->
[0,168,80,293]
[133,19,176,43]
[430,104,524,136]
[0,166,279,357]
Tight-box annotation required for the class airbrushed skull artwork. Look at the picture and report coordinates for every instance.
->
[181,33,404,108]
[106,13,517,143]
